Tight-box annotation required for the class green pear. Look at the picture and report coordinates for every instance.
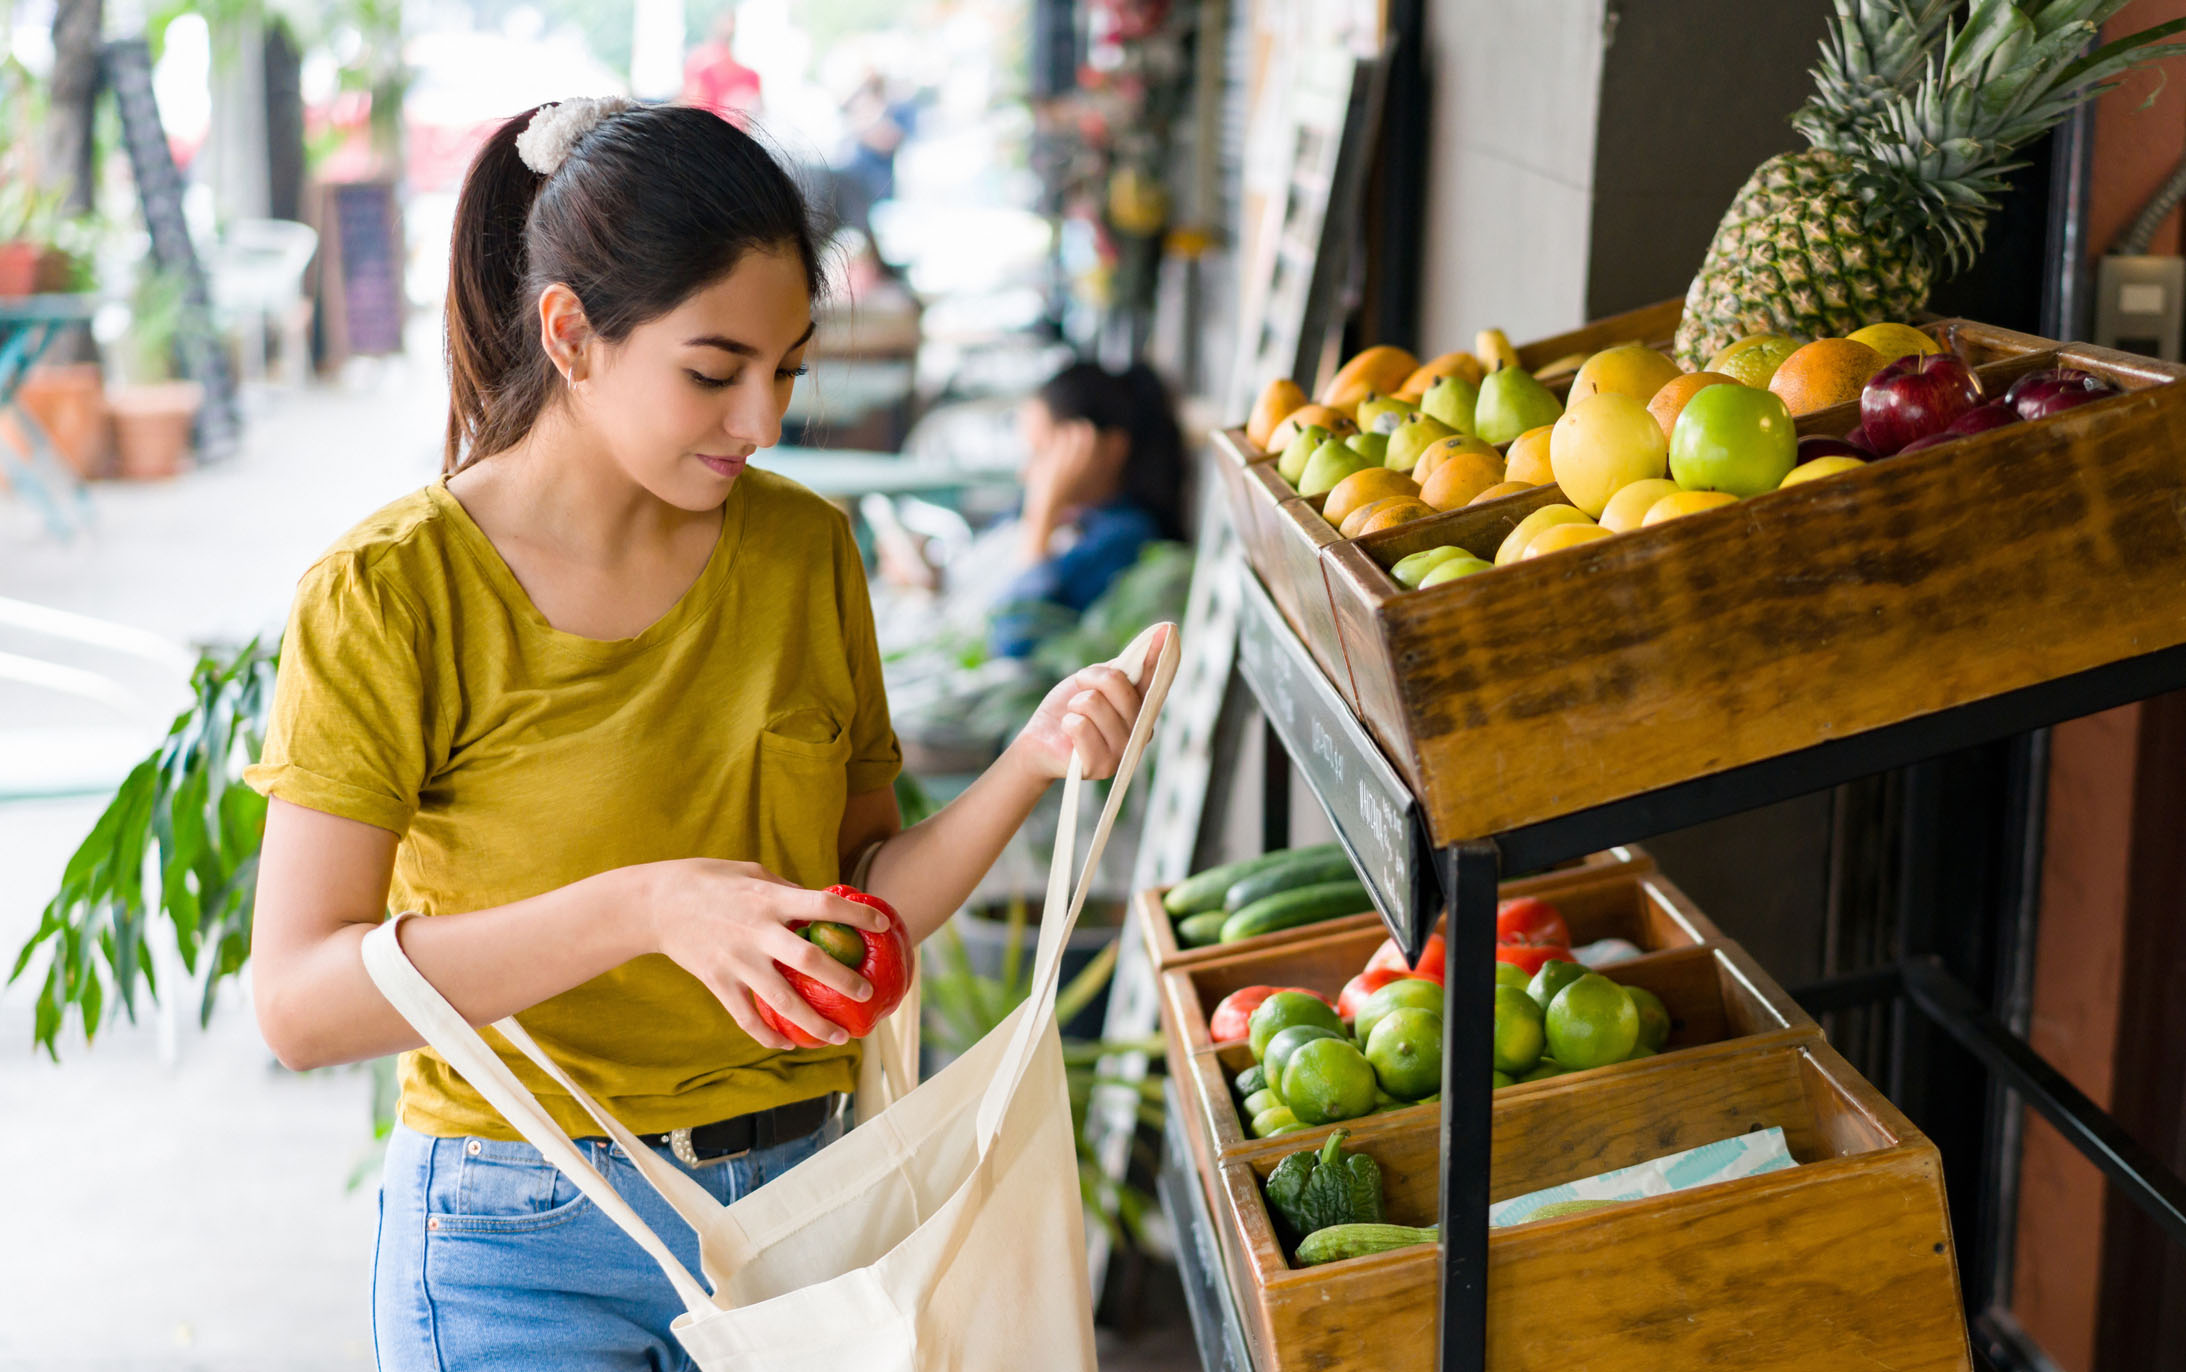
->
[1346,430,1390,464]
[1385,414,1457,471]
[1278,423,1332,485]
[1421,375,1480,436]
[1418,555,1495,588]
[1391,544,1468,588]
[1474,368,1564,446]
[1356,391,1410,435]
[1298,439,1374,498]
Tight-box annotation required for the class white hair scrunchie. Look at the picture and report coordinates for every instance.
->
[516,95,638,176]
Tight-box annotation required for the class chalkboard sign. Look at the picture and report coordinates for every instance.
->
[101,38,241,459]
[319,180,405,357]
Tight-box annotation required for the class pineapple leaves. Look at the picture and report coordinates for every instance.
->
[8,638,279,1057]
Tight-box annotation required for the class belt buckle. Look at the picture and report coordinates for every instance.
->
[667,1126,748,1169]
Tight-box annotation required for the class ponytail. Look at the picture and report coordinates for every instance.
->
[1036,359,1188,541]
[441,101,826,472]
[444,109,554,472]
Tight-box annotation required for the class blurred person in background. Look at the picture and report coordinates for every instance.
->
[682,11,764,125]
[833,69,916,239]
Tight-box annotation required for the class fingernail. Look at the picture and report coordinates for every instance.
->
[830,1031,848,1045]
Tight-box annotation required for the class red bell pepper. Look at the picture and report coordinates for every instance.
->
[755,885,914,1049]
[1496,896,1570,948]
[1364,931,1447,983]
[1494,943,1574,977]
[1209,985,1325,1043]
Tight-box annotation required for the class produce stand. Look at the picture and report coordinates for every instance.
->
[1156,308,2186,1371]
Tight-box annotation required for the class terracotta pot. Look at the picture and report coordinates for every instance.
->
[14,364,112,478]
[108,381,202,480]
[0,241,36,297]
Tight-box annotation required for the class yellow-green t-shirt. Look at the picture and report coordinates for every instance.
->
[244,468,902,1140]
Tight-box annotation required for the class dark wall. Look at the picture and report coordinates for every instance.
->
[1585,0,1835,318]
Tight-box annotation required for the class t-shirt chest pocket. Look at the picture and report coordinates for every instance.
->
[748,709,853,886]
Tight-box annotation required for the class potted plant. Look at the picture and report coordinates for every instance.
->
[106,263,201,479]
[0,180,39,296]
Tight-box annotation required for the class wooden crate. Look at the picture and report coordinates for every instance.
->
[1210,1036,1971,1372]
[1320,330,2186,845]
[1176,939,1814,1167]
[1134,845,1655,976]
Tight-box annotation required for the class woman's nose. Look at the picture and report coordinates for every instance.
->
[726,386,784,451]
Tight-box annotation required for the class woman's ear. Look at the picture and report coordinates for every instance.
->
[537,282,596,384]
[1095,425,1130,471]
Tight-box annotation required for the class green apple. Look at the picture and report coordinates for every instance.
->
[1420,374,1480,436]
[1386,414,1457,471]
[1356,391,1410,435]
[1391,544,1468,588]
[1278,423,1332,485]
[1473,368,1563,446]
[1345,430,1390,465]
[1548,393,1669,516]
[1298,439,1374,498]
[1669,385,1797,497]
[1417,554,1493,588]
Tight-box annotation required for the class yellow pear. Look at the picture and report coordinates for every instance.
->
[1568,344,1683,406]
[1642,490,1739,526]
[1598,478,1685,534]
[1495,505,1595,565]
[1548,393,1669,516]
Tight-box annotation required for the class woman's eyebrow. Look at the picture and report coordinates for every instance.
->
[683,321,818,357]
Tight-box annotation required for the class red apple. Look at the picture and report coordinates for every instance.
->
[1896,432,1957,456]
[1860,353,1983,455]
[1841,424,1877,454]
[1942,400,2022,437]
[2007,369,2118,420]
[1797,433,1870,465]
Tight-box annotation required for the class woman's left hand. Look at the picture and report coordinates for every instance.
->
[1012,624,1174,781]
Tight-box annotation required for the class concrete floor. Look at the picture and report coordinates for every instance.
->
[0,342,1199,1371]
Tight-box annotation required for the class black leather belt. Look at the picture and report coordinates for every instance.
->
[632,1093,844,1167]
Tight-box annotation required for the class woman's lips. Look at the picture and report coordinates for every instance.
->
[697,453,747,478]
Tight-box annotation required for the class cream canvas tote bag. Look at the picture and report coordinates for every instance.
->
[361,622,1179,1370]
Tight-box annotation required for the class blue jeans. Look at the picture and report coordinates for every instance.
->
[373,1113,844,1371]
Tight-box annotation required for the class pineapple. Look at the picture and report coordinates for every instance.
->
[1676,0,2186,367]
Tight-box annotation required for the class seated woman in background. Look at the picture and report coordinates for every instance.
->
[990,360,1187,657]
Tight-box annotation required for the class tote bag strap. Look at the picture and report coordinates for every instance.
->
[359,915,719,1318]
[974,622,1179,1151]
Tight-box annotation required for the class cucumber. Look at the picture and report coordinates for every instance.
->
[1295,1222,1441,1266]
[1162,844,1343,917]
[1234,1064,1268,1098]
[1219,880,1371,943]
[1176,911,1229,947]
[1222,849,1360,913]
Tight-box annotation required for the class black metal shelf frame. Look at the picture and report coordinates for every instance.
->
[1221,563,2186,1372]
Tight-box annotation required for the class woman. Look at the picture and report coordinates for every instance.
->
[243,98,1160,1370]
[989,359,1187,657]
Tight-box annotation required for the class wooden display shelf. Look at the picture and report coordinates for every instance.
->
[1133,845,1653,977]
[1209,1036,1971,1372]
[1176,939,1814,1168]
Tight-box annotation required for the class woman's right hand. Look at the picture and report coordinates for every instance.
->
[633,859,892,1051]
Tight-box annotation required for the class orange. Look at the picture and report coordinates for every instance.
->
[1354,498,1437,535]
[1419,449,1507,511]
[1324,467,1419,528]
[1338,495,1417,537]
[1268,405,1358,453]
[1467,480,1536,506]
[1767,338,1885,416]
[1319,345,1420,408]
[1504,424,1556,485]
[1646,371,1739,440]
[1246,378,1309,451]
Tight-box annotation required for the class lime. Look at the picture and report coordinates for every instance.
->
[1545,973,1641,1069]
[1494,963,1532,991]
[1492,1070,1515,1089]
[1251,1105,1300,1137]
[1526,958,1587,1011]
[1241,1088,1283,1120]
[1354,977,1445,1046]
[1365,1006,1444,1100]
[1625,984,1671,1052]
[805,922,865,968]
[1249,991,1344,1061]
[1282,1037,1380,1125]
[1519,1058,1566,1082]
[1491,986,1547,1075]
[1624,1044,1659,1060]
[1264,1024,1342,1087]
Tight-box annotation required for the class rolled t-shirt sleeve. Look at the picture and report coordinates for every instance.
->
[244,553,435,835]
[833,516,902,795]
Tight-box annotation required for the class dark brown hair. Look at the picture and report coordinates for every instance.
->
[443,102,824,471]
[1036,360,1187,541]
